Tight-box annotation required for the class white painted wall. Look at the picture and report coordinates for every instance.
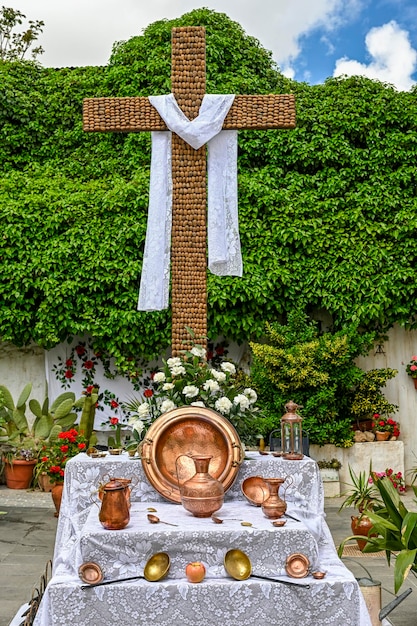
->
[0,341,46,411]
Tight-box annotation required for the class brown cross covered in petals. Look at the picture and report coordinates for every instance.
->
[83,26,296,355]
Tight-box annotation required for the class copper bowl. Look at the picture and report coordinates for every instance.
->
[78,562,104,584]
[285,553,310,578]
[241,476,268,506]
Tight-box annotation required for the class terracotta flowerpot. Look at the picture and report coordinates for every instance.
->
[4,459,37,490]
[38,472,53,492]
[375,431,390,441]
[351,514,376,551]
[413,378,417,390]
[51,483,64,517]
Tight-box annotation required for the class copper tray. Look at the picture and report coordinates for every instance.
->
[141,406,243,503]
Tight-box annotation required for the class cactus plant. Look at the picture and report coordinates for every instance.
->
[0,383,78,459]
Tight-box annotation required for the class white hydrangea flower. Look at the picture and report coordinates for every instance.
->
[161,399,176,413]
[210,369,226,382]
[244,388,257,403]
[233,394,250,410]
[135,403,150,419]
[191,401,206,408]
[221,362,236,375]
[182,385,199,398]
[191,346,206,358]
[167,357,182,368]
[153,372,166,383]
[131,419,145,436]
[162,382,175,391]
[215,397,233,415]
[203,379,220,393]
[170,365,186,377]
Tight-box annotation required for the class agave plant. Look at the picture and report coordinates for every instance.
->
[338,475,417,593]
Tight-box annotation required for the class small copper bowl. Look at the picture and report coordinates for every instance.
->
[285,553,310,578]
[241,476,268,506]
[312,571,326,580]
[78,562,104,584]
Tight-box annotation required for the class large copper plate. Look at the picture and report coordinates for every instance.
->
[141,406,243,503]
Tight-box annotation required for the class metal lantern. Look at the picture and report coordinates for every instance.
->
[281,400,304,460]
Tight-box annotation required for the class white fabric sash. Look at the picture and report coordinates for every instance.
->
[137,93,242,312]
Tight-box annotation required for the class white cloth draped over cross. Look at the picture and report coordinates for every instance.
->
[137,93,243,312]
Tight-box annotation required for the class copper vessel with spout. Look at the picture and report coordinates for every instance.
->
[179,454,224,518]
[99,479,130,530]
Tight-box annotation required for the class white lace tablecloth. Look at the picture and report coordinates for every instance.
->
[33,453,372,626]
[80,501,319,580]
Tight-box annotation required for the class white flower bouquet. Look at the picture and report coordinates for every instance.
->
[124,345,259,441]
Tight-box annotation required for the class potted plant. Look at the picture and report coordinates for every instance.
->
[406,355,417,389]
[36,428,87,516]
[371,414,400,441]
[339,464,382,550]
[0,383,79,489]
[339,476,417,593]
[317,458,342,497]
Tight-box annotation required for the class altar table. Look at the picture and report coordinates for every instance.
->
[33,452,372,626]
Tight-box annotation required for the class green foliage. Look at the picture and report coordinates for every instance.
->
[339,465,381,513]
[0,9,417,364]
[0,383,77,458]
[0,6,44,61]
[249,311,379,447]
[350,368,398,423]
[339,477,417,593]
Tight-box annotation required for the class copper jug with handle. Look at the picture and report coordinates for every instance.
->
[99,479,130,530]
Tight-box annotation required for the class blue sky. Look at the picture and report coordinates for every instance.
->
[5,0,417,91]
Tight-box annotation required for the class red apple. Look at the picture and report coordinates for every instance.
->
[185,561,206,583]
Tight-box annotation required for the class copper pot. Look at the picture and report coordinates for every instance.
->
[179,455,224,518]
[99,479,130,530]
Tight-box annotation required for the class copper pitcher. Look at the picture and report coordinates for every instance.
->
[98,479,130,530]
[261,477,287,519]
[178,454,224,518]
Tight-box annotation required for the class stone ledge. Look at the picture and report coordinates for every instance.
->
[310,441,405,487]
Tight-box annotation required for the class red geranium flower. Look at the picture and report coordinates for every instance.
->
[144,389,153,398]
[60,445,69,453]
[78,442,86,450]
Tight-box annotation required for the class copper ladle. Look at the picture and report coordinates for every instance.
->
[81,552,170,589]
[224,549,310,588]
[147,513,178,527]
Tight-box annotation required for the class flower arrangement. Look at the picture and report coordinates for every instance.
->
[124,345,259,443]
[406,356,417,379]
[37,429,87,485]
[369,468,406,493]
[371,414,400,436]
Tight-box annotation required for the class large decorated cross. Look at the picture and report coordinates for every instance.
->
[83,26,296,355]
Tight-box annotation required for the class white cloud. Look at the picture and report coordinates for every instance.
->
[333,20,417,91]
[3,0,362,70]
